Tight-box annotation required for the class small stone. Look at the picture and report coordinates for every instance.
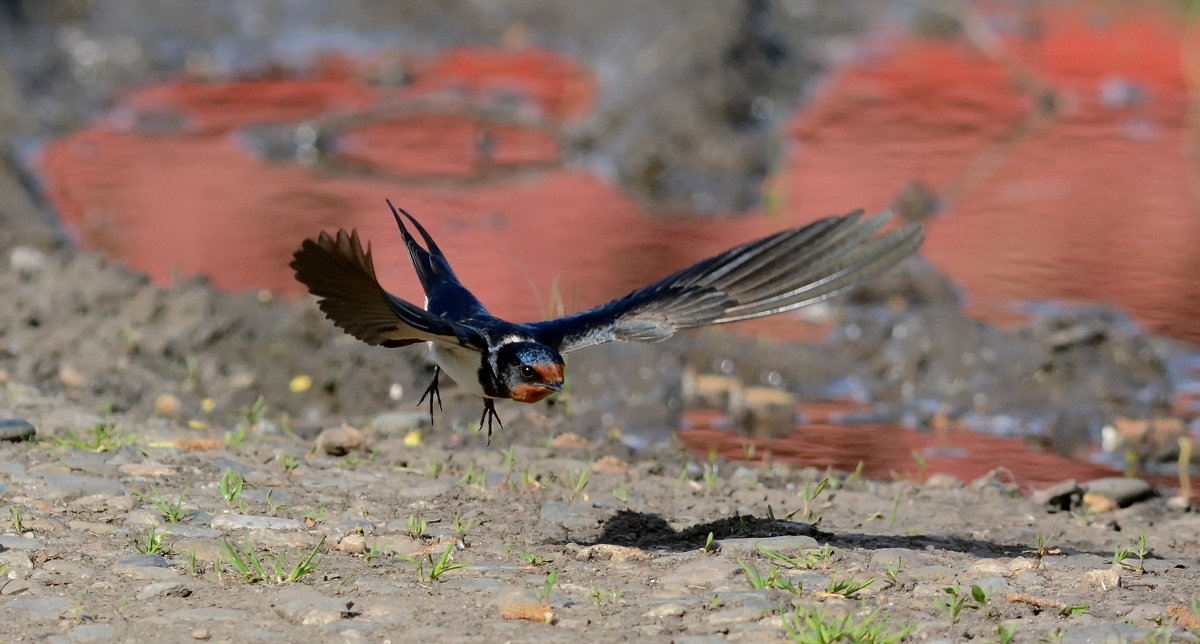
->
[657,558,739,593]
[498,597,555,623]
[374,535,424,556]
[1083,477,1154,508]
[315,424,368,456]
[211,514,304,532]
[1032,479,1083,512]
[1083,493,1117,513]
[337,534,367,554]
[117,554,169,568]
[1008,557,1036,574]
[0,535,42,550]
[869,548,927,568]
[1060,622,1147,644]
[8,597,70,620]
[591,455,631,474]
[1082,568,1121,591]
[66,624,115,643]
[0,418,35,442]
[58,366,83,388]
[119,463,174,477]
[39,472,125,499]
[968,559,1010,577]
[713,535,819,556]
[191,629,210,640]
[904,565,959,583]
[137,581,192,600]
[114,554,179,580]
[155,393,182,417]
[645,603,687,618]
[274,592,354,626]
[924,473,963,489]
[549,432,590,449]
[575,544,649,563]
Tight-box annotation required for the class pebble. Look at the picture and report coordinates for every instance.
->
[0,418,35,442]
[64,624,116,643]
[191,629,210,640]
[1083,568,1121,591]
[315,424,368,456]
[154,393,182,417]
[211,513,304,532]
[1061,622,1147,644]
[656,558,739,594]
[39,471,125,498]
[1032,479,1084,512]
[137,581,192,599]
[274,590,354,625]
[705,606,762,626]
[923,473,963,489]
[870,548,927,568]
[0,535,42,550]
[575,544,650,563]
[713,535,819,556]
[645,602,688,618]
[114,554,179,581]
[168,608,250,621]
[337,534,367,554]
[118,463,174,477]
[1083,477,1154,509]
[967,558,1010,577]
[8,597,70,619]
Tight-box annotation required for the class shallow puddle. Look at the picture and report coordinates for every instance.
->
[37,4,1200,485]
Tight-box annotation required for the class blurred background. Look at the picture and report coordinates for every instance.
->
[1,0,1198,489]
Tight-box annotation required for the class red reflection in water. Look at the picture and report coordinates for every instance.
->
[680,422,1139,492]
[36,7,1200,487]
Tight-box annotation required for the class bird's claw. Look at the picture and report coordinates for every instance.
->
[417,366,442,425]
[479,399,503,446]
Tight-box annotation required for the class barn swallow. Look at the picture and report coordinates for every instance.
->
[291,201,924,441]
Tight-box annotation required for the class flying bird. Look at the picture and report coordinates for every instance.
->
[291,201,924,440]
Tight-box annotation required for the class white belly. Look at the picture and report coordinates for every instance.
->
[429,342,491,398]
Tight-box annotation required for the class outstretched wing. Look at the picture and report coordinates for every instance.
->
[527,211,924,353]
[386,200,489,320]
[291,229,486,350]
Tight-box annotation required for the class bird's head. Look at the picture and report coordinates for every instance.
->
[494,341,565,403]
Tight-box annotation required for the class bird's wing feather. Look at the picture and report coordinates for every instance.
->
[527,211,924,353]
[386,200,489,319]
[290,229,486,351]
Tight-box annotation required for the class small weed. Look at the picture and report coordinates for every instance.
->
[134,486,188,523]
[218,468,244,506]
[459,463,486,486]
[674,464,689,492]
[9,506,23,533]
[227,395,266,448]
[887,488,906,526]
[397,542,467,582]
[265,490,285,516]
[970,584,990,605]
[884,558,904,586]
[302,507,326,526]
[998,623,1018,644]
[521,550,548,566]
[535,570,558,603]
[1024,535,1059,568]
[709,593,722,609]
[787,477,830,522]
[405,514,428,539]
[364,544,382,563]
[784,605,912,644]
[566,467,589,502]
[701,532,716,553]
[186,548,198,576]
[743,442,757,460]
[845,460,865,486]
[824,574,874,598]
[426,458,446,479]
[937,585,970,626]
[500,446,517,487]
[1060,603,1088,617]
[910,450,926,481]
[611,480,629,505]
[738,560,800,592]
[136,527,165,555]
[50,423,137,452]
[759,545,833,570]
[452,513,474,540]
[702,463,719,490]
[277,453,299,473]
[220,536,325,584]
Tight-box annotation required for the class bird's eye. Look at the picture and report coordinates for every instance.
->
[519,365,537,379]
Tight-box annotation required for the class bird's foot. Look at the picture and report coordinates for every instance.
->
[479,399,504,446]
[416,366,442,425]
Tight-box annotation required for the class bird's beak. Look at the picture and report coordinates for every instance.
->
[541,381,564,393]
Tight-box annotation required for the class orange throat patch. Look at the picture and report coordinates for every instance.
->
[509,383,556,404]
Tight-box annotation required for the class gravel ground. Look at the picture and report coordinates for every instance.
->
[2,388,1199,643]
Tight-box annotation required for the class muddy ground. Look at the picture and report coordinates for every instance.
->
[2,2,1200,642]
